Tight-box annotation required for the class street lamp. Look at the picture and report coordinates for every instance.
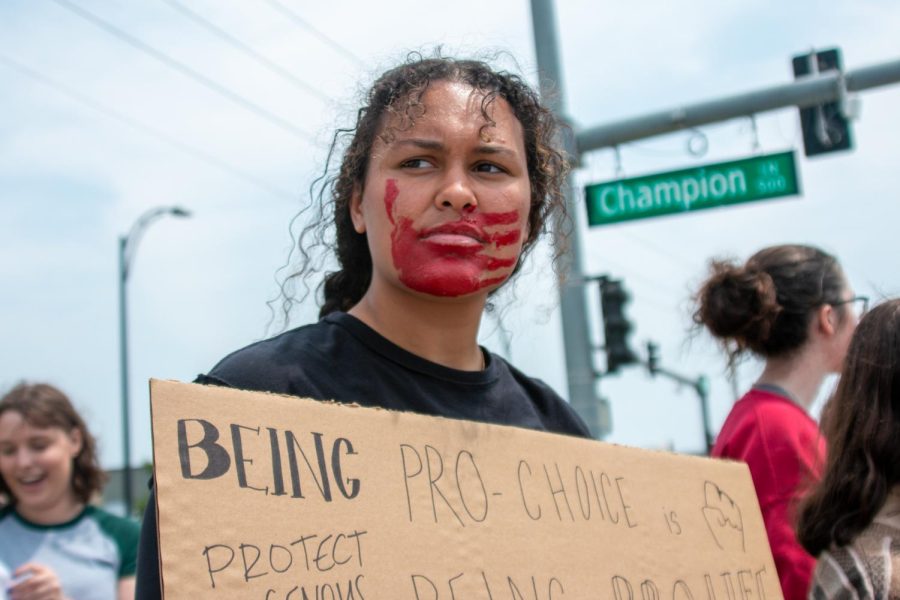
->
[118,206,191,517]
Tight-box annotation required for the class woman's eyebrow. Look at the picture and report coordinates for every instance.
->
[394,138,444,151]
[475,144,517,158]
[393,138,517,157]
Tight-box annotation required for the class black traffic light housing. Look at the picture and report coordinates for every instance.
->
[792,48,854,157]
[599,278,638,374]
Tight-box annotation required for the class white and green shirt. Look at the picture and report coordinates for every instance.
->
[0,505,139,600]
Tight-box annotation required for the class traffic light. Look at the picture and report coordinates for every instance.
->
[792,48,854,157]
[599,278,638,374]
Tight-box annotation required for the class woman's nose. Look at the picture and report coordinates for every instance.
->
[435,168,477,213]
[12,448,34,468]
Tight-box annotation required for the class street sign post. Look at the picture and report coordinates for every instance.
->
[585,150,800,227]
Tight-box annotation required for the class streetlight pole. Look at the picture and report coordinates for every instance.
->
[118,206,190,517]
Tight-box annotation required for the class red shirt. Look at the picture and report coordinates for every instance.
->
[712,388,826,600]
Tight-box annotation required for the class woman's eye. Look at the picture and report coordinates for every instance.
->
[400,158,433,169]
[474,162,505,174]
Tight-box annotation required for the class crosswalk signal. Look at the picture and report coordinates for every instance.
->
[600,278,638,374]
[792,48,854,157]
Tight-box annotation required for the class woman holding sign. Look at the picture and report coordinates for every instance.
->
[0,383,140,600]
[798,299,900,599]
[135,54,590,598]
[694,244,861,600]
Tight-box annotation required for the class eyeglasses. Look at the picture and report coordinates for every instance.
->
[831,295,869,316]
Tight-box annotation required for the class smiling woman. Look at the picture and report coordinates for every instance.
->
[135,53,591,599]
[0,382,139,600]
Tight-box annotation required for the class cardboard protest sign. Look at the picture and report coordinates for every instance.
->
[150,379,781,599]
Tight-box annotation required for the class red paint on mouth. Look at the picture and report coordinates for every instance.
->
[459,210,521,247]
[383,181,523,297]
[392,217,517,296]
[421,221,485,241]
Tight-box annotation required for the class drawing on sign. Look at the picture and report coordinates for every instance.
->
[701,480,745,552]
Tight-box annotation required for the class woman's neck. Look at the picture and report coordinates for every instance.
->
[16,494,84,525]
[349,283,487,371]
[756,349,830,410]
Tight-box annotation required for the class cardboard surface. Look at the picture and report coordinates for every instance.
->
[150,379,782,599]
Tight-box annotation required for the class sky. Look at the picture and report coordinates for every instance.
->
[2,0,899,471]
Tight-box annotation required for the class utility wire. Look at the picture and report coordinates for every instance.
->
[262,0,365,67]
[50,0,316,143]
[160,0,333,105]
[0,53,297,202]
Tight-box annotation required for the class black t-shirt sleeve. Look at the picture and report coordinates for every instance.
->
[135,488,161,600]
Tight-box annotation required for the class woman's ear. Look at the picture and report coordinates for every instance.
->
[817,304,837,337]
[350,184,366,234]
[67,428,83,457]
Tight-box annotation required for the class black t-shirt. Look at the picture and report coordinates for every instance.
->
[135,312,590,599]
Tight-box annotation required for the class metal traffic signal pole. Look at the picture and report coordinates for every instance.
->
[575,57,900,152]
[530,0,609,437]
[530,0,900,438]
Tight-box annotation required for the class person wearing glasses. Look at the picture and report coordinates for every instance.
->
[797,299,900,600]
[693,244,864,600]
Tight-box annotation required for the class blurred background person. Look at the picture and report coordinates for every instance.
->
[0,383,139,600]
[694,244,862,600]
[798,299,900,599]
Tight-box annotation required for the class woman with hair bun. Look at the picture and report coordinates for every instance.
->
[0,383,139,600]
[694,244,864,600]
[798,299,900,600]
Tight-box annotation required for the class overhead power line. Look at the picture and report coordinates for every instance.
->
[262,0,365,67]
[50,0,316,143]
[0,53,297,202]
[160,0,332,105]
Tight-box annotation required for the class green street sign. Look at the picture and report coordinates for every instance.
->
[585,151,801,227]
